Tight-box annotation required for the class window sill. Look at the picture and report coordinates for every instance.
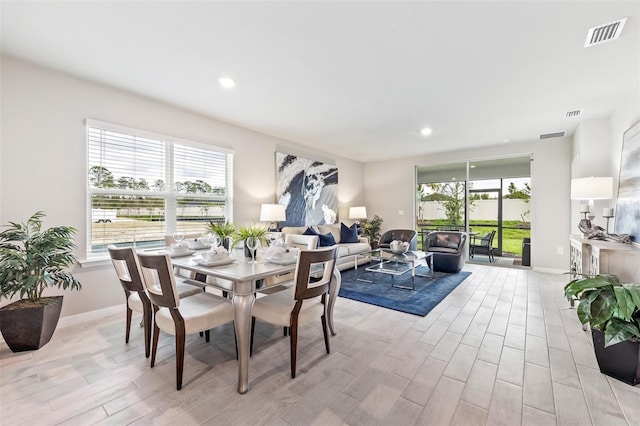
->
[78,257,111,269]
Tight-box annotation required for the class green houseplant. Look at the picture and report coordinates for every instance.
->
[360,215,384,248]
[233,223,269,257]
[0,211,82,352]
[564,273,640,385]
[208,221,236,250]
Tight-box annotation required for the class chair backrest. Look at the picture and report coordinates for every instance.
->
[137,252,181,309]
[477,230,496,247]
[108,245,145,293]
[379,229,418,250]
[285,234,319,250]
[426,231,467,253]
[164,232,203,246]
[293,246,338,301]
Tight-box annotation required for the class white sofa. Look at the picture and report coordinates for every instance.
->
[281,224,371,271]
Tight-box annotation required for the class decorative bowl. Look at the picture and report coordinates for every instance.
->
[389,240,410,254]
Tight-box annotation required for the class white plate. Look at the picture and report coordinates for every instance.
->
[189,242,211,249]
[168,249,195,258]
[193,256,236,267]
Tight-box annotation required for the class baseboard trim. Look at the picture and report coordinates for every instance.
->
[58,304,124,328]
[532,266,567,275]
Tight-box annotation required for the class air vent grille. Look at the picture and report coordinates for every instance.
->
[566,110,582,118]
[539,131,566,140]
[585,18,627,47]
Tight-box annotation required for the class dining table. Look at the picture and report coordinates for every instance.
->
[169,248,340,394]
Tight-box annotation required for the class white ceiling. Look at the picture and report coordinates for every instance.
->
[2,1,639,162]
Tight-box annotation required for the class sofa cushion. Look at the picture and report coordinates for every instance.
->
[336,245,350,258]
[428,246,459,254]
[317,224,341,245]
[435,234,460,249]
[340,222,359,243]
[339,242,371,255]
[303,227,336,247]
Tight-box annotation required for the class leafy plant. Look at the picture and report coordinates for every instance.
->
[564,274,640,347]
[0,211,81,303]
[360,215,384,245]
[232,223,269,248]
[208,221,236,241]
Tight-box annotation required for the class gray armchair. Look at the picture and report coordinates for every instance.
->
[425,231,467,273]
[378,229,418,251]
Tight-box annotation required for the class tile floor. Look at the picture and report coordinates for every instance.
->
[1,263,639,425]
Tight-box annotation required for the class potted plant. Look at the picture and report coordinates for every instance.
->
[564,273,640,385]
[360,215,384,248]
[233,223,269,258]
[0,211,82,352]
[208,220,236,250]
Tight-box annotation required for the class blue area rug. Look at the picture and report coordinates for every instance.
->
[338,266,471,316]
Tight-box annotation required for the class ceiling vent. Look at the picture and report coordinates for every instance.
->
[585,18,627,47]
[539,131,566,140]
[566,109,582,118]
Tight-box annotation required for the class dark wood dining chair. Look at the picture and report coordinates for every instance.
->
[137,252,235,390]
[108,246,203,358]
[250,246,338,378]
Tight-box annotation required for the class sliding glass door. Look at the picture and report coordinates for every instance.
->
[416,155,532,266]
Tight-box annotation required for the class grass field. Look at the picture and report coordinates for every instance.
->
[418,220,530,256]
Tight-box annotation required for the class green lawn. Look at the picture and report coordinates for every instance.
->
[418,220,530,256]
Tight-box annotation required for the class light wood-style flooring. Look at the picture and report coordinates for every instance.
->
[2,264,639,425]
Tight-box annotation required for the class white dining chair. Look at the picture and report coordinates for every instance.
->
[137,252,235,390]
[107,245,203,358]
[250,246,338,378]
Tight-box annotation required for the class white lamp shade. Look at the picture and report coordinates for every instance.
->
[349,206,367,219]
[570,177,613,200]
[260,204,286,222]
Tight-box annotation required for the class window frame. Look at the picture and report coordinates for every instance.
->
[85,119,233,259]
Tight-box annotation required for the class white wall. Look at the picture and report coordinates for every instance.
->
[571,105,640,235]
[364,139,573,271]
[0,56,364,316]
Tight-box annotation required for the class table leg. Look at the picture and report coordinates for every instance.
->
[232,279,255,394]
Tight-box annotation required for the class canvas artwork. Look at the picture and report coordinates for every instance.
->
[275,152,338,227]
[614,121,640,244]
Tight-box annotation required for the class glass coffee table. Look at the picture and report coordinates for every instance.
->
[354,248,433,290]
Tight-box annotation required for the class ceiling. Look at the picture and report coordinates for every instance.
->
[2,1,639,163]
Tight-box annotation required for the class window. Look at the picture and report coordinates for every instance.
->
[87,119,233,257]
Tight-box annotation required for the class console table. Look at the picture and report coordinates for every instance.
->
[569,235,640,283]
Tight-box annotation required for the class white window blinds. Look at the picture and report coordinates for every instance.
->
[86,120,233,257]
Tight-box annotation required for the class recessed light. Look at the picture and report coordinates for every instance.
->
[502,139,510,143]
[420,127,433,137]
[470,165,476,169]
[218,76,236,89]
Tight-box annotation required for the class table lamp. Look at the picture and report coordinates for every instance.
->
[260,204,286,232]
[349,206,367,234]
[570,176,613,217]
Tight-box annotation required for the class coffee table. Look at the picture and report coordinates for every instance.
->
[354,249,433,290]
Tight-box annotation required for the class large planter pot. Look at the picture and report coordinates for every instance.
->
[0,296,63,352]
[592,329,640,385]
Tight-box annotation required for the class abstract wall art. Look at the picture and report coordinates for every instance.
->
[614,120,640,244]
[275,152,338,227]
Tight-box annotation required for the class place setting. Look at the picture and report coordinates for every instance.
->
[190,233,236,267]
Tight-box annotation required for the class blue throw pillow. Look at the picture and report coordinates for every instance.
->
[318,232,336,247]
[303,226,335,246]
[340,222,359,243]
[303,227,318,237]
